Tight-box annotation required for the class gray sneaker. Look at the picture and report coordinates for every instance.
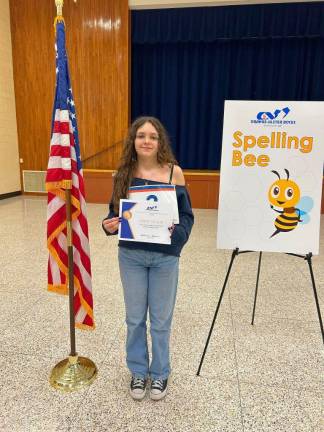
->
[150,378,168,401]
[130,376,147,400]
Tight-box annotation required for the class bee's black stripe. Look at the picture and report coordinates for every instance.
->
[280,214,299,221]
[274,223,296,232]
[275,219,298,227]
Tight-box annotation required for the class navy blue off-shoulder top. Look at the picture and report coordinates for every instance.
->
[103,177,194,257]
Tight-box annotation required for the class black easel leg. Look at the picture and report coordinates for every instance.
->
[251,251,262,326]
[196,248,239,376]
[305,253,324,345]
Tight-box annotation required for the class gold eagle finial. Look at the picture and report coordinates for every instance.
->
[55,0,64,17]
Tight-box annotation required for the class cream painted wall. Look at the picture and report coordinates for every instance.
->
[0,0,20,195]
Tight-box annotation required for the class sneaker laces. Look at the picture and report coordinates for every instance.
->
[132,377,145,388]
[151,379,164,390]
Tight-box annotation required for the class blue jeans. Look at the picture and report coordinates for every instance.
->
[118,247,179,380]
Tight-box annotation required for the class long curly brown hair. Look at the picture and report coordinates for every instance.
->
[112,116,177,212]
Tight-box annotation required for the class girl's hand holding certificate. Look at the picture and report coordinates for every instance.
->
[103,216,120,234]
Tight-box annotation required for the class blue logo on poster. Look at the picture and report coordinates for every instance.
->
[257,107,290,120]
[250,106,295,125]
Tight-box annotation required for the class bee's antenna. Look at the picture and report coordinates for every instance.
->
[271,170,280,179]
[284,169,290,180]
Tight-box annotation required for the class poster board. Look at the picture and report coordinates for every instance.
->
[217,101,324,255]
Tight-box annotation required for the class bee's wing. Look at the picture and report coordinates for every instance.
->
[297,196,314,213]
[300,213,310,225]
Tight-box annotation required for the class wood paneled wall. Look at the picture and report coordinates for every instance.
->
[9,0,129,172]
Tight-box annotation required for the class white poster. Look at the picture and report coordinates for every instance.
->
[217,101,324,255]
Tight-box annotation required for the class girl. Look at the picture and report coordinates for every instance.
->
[103,117,194,400]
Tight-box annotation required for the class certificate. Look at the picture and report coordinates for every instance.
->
[118,199,173,244]
[128,184,179,224]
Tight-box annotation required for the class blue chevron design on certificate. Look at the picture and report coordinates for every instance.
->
[120,201,137,239]
[118,199,173,244]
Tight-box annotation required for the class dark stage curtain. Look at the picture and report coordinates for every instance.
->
[131,3,324,169]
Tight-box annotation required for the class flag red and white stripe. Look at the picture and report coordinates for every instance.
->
[46,21,94,330]
[47,109,94,330]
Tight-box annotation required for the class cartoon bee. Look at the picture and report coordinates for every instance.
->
[268,169,313,238]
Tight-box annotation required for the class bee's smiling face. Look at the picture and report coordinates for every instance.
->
[268,179,300,208]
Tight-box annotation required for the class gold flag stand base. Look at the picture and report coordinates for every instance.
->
[50,355,98,392]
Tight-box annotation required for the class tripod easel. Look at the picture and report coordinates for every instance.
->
[197,248,324,376]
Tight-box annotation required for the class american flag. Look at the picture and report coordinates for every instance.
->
[46,21,94,330]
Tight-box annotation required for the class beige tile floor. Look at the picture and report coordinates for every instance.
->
[0,195,323,432]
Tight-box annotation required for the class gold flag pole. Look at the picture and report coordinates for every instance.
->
[49,0,97,392]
